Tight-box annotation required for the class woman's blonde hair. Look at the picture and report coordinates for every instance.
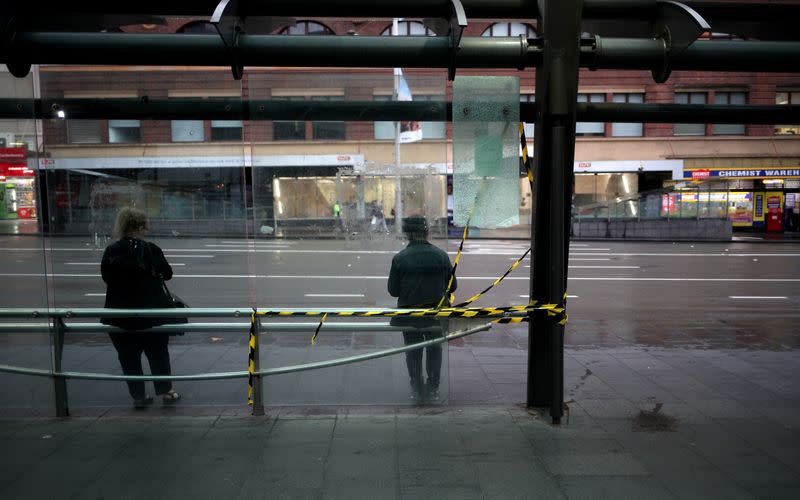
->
[114,207,149,239]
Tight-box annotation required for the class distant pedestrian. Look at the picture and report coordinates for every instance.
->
[101,207,181,408]
[371,202,388,233]
[388,216,456,402]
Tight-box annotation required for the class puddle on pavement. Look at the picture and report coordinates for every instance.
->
[631,402,678,432]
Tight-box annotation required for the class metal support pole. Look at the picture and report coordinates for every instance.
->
[528,0,582,424]
[251,316,265,416]
[52,317,69,417]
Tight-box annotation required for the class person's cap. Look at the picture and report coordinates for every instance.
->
[402,216,428,234]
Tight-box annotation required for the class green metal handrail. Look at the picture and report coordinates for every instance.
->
[0,321,492,382]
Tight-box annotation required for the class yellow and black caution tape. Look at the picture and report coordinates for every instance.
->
[520,122,533,188]
[247,308,256,405]
[454,247,531,308]
[437,222,468,309]
[310,312,328,345]
[250,303,565,323]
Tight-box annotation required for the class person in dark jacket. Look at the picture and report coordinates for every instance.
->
[101,207,180,407]
[388,216,456,402]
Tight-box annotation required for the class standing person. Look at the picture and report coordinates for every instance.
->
[101,207,181,408]
[388,216,456,402]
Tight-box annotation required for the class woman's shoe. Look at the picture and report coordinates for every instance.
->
[133,395,154,408]
[162,390,181,404]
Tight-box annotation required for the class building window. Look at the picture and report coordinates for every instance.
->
[311,96,345,140]
[674,92,707,135]
[481,23,538,38]
[373,94,446,140]
[776,91,800,135]
[520,94,535,139]
[108,120,141,144]
[67,120,102,144]
[273,96,306,141]
[576,93,605,136]
[280,21,335,36]
[380,21,436,36]
[211,120,243,141]
[611,93,643,137]
[713,92,746,135]
[171,120,204,142]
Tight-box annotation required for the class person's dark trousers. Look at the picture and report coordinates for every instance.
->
[109,331,173,399]
[402,329,443,389]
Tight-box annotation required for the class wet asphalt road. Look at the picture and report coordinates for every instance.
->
[1,235,799,350]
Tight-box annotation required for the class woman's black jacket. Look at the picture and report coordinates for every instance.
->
[101,237,174,330]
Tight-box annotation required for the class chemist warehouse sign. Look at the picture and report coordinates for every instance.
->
[683,167,800,180]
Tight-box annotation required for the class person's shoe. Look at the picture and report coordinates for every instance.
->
[409,381,424,403]
[133,395,154,409]
[162,390,181,404]
[426,386,440,402]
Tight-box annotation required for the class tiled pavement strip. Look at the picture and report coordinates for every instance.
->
[2,345,800,499]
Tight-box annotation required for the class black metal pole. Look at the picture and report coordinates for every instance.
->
[528,0,582,424]
[2,98,797,123]
[5,0,657,19]
[4,32,800,73]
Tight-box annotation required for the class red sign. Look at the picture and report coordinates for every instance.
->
[0,148,33,177]
[0,148,26,163]
[0,164,35,178]
[17,207,34,219]
[577,162,591,169]
[691,170,711,179]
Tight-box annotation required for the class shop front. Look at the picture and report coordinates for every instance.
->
[682,167,800,232]
[0,147,36,219]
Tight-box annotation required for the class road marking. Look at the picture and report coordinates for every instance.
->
[525,265,639,269]
[572,248,611,251]
[520,294,578,299]
[164,255,215,258]
[4,247,800,258]
[84,293,105,297]
[219,240,296,245]
[305,293,365,298]
[65,262,186,266]
[570,258,611,261]
[729,296,788,300]
[3,273,800,283]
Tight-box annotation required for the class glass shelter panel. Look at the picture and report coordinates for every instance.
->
[249,71,451,404]
[0,67,53,412]
[35,70,252,408]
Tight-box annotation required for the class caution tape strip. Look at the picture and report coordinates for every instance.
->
[247,308,256,405]
[453,247,531,308]
[520,122,533,189]
[310,312,328,345]
[252,303,565,322]
[437,222,468,308]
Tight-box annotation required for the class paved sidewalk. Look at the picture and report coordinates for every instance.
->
[1,402,798,500]
[3,346,800,499]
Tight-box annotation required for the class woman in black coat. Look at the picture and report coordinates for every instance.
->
[101,207,180,407]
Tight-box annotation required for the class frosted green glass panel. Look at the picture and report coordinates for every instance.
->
[452,76,520,228]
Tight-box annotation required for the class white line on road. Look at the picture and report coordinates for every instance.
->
[729,296,788,300]
[164,255,215,258]
[4,247,800,258]
[570,258,612,261]
[305,293,365,298]
[520,294,578,298]
[84,293,105,297]
[4,273,800,283]
[65,262,186,266]
[524,265,639,269]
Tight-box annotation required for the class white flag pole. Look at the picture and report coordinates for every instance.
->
[393,18,403,235]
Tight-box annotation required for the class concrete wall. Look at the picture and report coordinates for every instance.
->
[572,218,732,241]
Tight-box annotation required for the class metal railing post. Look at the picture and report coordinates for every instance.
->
[52,317,69,417]
[251,316,265,416]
